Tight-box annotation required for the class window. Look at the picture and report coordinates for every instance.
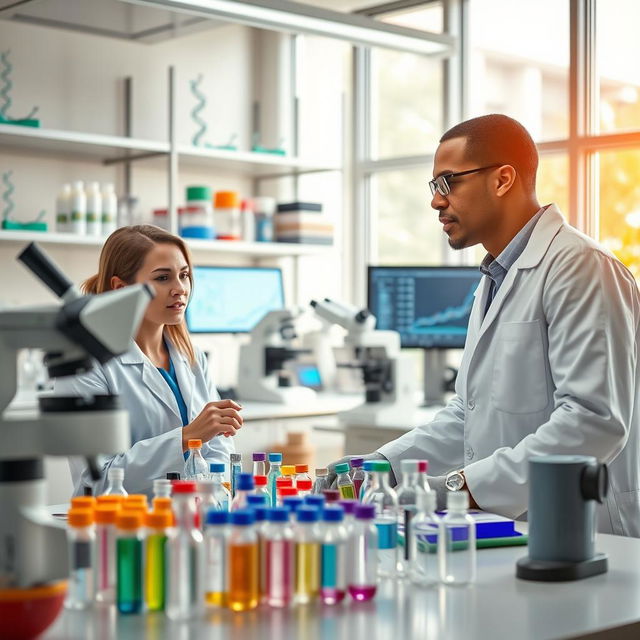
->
[598,148,640,279]
[467,0,569,142]
[373,167,444,264]
[596,0,640,134]
[537,153,569,215]
[371,48,443,159]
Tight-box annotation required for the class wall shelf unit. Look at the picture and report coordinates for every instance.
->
[0,230,334,257]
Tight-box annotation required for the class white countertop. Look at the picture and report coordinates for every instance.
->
[42,531,640,640]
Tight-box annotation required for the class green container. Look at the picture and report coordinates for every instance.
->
[186,186,212,202]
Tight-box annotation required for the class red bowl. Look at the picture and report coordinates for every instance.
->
[0,580,67,640]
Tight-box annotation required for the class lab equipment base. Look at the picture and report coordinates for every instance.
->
[516,552,608,581]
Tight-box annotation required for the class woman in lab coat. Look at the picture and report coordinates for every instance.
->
[55,225,241,496]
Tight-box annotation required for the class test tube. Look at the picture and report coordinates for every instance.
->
[348,504,378,602]
[252,452,267,476]
[116,511,144,614]
[166,481,204,621]
[294,506,321,605]
[264,507,294,608]
[94,504,119,604]
[204,510,230,607]
[320,506,348,605]
[230,454,242,498]
[145,510,171,611]
[65,508,95,610]
[227,510,259,611]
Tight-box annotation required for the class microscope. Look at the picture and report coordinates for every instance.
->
[311,298,416,426]
[0,243,152,632]
[237,308,317,404]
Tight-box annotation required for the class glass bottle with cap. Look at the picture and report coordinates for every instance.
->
[320,505,348,605]
[104,467,127,497]
[153,478,172,499]
[231,473,255,511]
[95,504,119,604]
[230,453,242,498]
[253,475,270,501]
[264,506,294,608]
[335,463,357,500]
[209,463,231,511]
[166,481,204,620]
[439,491,476,585]
[65,508,95,610]
[348,504,378,602]
[396,459,426,577]
[410,491,440,587]
[294,506,321,604]
[252,452,267,476]
[358,460,376,500]
[362,460,399,578]
[196,479,219,529]
[267,453,283,507]
[227,509,259,611]
[145,510,171,611]
[204,510,230,607]
[349,458,366,498]
[115,510,143,614]
[313,468,330,495]
[184,439,209,481]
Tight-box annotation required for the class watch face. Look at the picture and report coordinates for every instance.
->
[446,472,465,492]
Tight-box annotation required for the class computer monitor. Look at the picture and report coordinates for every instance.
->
[186,266,285,333]
[367,266,482,349]
[368,266,483,405]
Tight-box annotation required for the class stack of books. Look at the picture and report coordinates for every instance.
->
[275,202,333,245]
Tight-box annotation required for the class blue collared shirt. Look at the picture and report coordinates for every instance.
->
[480,206,547,317]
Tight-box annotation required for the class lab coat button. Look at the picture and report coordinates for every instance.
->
[465,446,474,460]
[467,399,475,410]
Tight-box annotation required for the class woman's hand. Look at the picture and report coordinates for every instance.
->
[182,399,243,451]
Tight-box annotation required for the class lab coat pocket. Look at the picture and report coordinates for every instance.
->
[492,320,549,414]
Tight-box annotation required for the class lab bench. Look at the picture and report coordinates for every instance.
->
[42,530,640,640]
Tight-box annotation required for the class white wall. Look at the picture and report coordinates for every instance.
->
[0,18,348,389]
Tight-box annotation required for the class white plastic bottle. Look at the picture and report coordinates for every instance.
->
[85,181,102,236]
[70,181,86,235]
[439,491,476,585]
[56,183,71,234]
[101,183,118,236]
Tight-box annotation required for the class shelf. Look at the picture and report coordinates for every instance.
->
[0,125,340,177]
[186,238,335,256]
[177,144,341,178]
[0,230,335,257]
[0,124,168,163]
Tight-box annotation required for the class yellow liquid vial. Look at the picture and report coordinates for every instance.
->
[228,543,259,611]
[295,542,320,604]
[205,591,226,607]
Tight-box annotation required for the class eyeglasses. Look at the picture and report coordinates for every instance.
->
[428,164,503,197]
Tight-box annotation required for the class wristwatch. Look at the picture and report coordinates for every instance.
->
[445,469,466,492]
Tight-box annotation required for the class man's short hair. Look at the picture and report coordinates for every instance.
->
[440,114,539,191]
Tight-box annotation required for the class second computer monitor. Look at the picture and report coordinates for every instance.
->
[186,265,285,333]
[368,266,483,349]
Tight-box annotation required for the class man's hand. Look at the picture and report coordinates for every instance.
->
[326,452,392,488]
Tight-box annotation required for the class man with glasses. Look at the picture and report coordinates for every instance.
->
[330,113,640,536]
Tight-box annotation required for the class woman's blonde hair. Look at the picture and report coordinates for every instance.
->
[83,225,196,365]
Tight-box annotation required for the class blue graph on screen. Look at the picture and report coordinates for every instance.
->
[187,267,284,333]
[368,267,482,348]
[410,286,476,334]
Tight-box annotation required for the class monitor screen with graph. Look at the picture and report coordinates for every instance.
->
[186,266,285,333]
[367,266,482,349]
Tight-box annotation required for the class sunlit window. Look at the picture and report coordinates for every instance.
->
[596,0,640,134]
[372,167,445,265]
[597,148,640,279]
[468,0,569,142]
[371,47,443,160]
[537,153,569,216]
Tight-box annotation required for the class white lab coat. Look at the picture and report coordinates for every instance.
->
[379,204,640,536]
[53,338,235,497]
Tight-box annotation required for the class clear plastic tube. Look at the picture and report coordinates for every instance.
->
[294,507,321,604]
[166,482,204,620]
[263,507,294,608]
[145,511,171,611]
[65,509,95,610]
[115,512,143,614]
[204,511,229,607]
[267,454,283,507]
[230,454,242,498]
[252,452,267,477]
[348,504,378,602]
[94,505,118,603]
[410,492,440,587]
[439,491,476,585]
[227,510,259,611]
[396,460,426,577]
[320,506,348,605]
